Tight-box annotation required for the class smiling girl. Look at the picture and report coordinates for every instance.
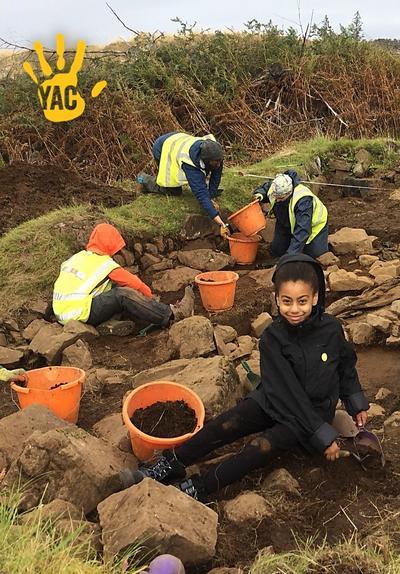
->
[118,254,369,501]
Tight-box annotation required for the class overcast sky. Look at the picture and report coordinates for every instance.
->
[0,0,398,51]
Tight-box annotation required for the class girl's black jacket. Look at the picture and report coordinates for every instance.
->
[250,254,369,453]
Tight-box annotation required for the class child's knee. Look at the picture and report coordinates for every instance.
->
[250,436,272,454]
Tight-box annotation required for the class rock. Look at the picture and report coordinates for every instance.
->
[177,249,234,271]
[168,316,215,359]
[329,269,374,292]
[368,403,385,418]
[328,228,377,255]
[359,254,379,268]
[384,411,400,440]
[386,335,400,347]
[0,333,7,346]
[4,318,19,331]
[96,318,135,337]
[369,260,400,279]
[133,242,143,257]
[353,163,368,178]
[132,356,239,417]
[247,268,275,289]
[63,321,99,341]
[324,264,340,276]
[229,335,254,360]
[223,492,272,523]
[389,189,400,201]
[213,327,228,356]
[207,569,242,574]
[145,243,159,255]
[141,253,162,270]
[0,346,24,367]
[0,404,69,466]
[153,267,200,293]
[317,252,340,267]
[329,158,351,171]
[251,312,273,337]
[29,323,81,364]
[213,325,237,344]
[392,324,400,338]
[113,253,126,267]
[147,259,174,273]
[98,479,218,565]
[4,426,136,512]
[91,368,131,389]
[374,275,393,286]
[391,300,400,315]
[52,518,102,559]
[375,387,393,401]
[181,214,219,240]
[262,468,300,497]
[366,314,391,334]
[22,499,84,523]
[347,322,375,345]
[27,299,49,316]
[92,413,131,454]
[355,148,372,167]
[22,319,50,341]
[120,248,135,266]
[332,410,359,438]
[153,237,165,253]
[61,339,93,370]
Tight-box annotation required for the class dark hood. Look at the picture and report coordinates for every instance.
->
[272,253,326,313]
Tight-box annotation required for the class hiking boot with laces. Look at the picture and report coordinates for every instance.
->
[173,475,206,502]
[136,173,159,194]
[170,285,195,322]
[118,452,186,489]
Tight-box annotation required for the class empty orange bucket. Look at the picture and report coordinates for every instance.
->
[10,366,85,424]
[228,233,261,265]
[122,381,205,462]
[228,200,266,236]
[195,270,239,312]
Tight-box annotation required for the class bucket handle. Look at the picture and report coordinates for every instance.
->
[10,382,29,394]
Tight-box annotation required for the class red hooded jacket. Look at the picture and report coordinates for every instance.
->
[86,223,152,298]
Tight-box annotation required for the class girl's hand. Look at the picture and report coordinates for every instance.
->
[324,441,340,461]
[355,410,368,428]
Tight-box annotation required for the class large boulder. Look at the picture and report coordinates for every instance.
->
[98,479,218,565]
[0,405,69,467]
[152,267,200,293]
[168,316,215,359]
[328,228,377,255]
[328,269,374,292]
[3,426,137,512]
[132,356,240,417]
[177,249,234,271]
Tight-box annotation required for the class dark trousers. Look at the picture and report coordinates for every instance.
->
[87,287,172,327]
[270,223,329,259]
[175,398,298,494]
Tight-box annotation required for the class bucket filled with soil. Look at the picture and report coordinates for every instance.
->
[122,381,205,461]
[10,366,85,423]
[195,270,239,312]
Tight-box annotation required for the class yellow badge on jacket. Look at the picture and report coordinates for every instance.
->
[321,352,328,362]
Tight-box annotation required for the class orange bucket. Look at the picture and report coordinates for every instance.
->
[195,270,239,312]
[228,232,261,265]
[11,366,85,424]
[122,381,205,462]
[228,200,266,236]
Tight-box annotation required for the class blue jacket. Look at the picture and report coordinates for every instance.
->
[254,169,314,254]
[153,132,223,219]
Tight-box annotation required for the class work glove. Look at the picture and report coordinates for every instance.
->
[0,367,26,383]
[219,223,231,239]
[253,192,264,202]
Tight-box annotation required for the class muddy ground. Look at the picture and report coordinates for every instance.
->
[1,161,400,570]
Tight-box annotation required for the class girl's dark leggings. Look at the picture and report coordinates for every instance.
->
[174,398,299,494]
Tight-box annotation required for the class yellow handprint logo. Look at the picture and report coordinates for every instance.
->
[23,34,107,123]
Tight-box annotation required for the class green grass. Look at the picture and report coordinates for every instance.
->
[0,136,398,314]
[0,490,145,574]
[250,536,400,574]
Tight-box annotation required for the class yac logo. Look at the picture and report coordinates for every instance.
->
[23,33,107,123]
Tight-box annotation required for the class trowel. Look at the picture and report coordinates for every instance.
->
[241,360,261,388]
[354,426,385,467]
[333,411,385,469]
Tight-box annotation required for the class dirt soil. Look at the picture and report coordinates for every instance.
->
[0,162,133,234]
[131,400,197,438]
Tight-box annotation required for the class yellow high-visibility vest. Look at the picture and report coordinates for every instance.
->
[269,184,327,244]
[52,251,120,324]
[156,133,216,188]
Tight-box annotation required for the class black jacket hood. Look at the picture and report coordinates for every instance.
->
[272,253,326,313]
